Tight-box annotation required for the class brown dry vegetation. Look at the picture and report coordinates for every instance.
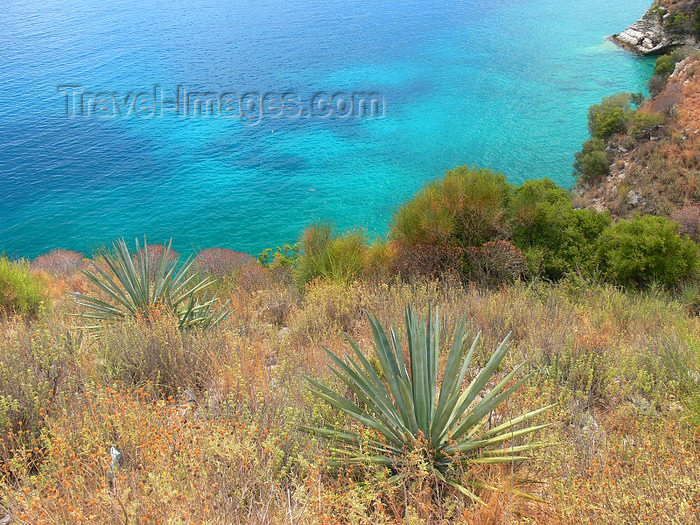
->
[1,265,699,524]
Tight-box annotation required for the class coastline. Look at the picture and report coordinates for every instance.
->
[610,1,699,55]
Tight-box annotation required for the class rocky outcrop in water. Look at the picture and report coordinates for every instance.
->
[611,2,698,55]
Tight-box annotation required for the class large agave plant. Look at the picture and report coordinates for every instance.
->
[303,305,551,502]
[71,237,230,330]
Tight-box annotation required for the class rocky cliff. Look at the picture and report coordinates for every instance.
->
[612,1,699,55]
[574,53,700,223]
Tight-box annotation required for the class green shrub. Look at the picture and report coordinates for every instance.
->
[390,167,511,248]
[695,5,700,36]
[510,179,612,280]
[664,10,691,33]
[627,112,665,136]
[587,94,633,141]
[295,222,370,286]
[363,240,396,281]
[596,215,700,287]
[630,92,645,106]
[0,257,47,317]
[654,54,679,77]
[649,51,686,95]
[573,138,610,184]
[510,178,571,210]
[258,243,300,269]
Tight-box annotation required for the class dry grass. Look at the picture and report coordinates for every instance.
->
[1,268,699,523]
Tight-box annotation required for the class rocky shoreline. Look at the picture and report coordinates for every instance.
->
[611,2,697,55]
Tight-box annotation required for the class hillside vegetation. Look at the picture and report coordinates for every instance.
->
[0,263,699,524]
[1,159,700,523]
[2,8,700,524]
[574,50,700,224]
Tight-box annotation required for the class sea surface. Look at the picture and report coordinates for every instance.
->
[0,0,655,258]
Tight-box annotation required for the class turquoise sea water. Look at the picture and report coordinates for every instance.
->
[0,0,655,258]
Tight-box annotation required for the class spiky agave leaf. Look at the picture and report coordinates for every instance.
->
[302,305,552,502]
[71,237,230,330]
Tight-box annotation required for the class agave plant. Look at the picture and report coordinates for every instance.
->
[303,305,551,502]
[71,237,230,330]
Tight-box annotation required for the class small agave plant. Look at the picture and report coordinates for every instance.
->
[303,305,551,503]
[71,237,230,330]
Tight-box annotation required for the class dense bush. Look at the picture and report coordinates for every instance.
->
[270,167,698,292]
[654,53,679,77]
[510,179,611,280]
[388,167,514,281]
[362,239,396,281]
[295,222,370,286]
[596,215,700,287]
[587,93,634,141]
[387,171,692,286]
[627,111,665,137]
[649,51,686,95]
[390,166,511,248]
[575,92,667,187]
[510,177,570,212]
[0,257,47,317]
[573,138,610,184]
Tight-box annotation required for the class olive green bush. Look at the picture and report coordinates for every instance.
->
[574,140,609,183]
[278,166,699,292]
[573,138,610,185]
[653,52,682,77]
[587,93,634,141]
[510,179,611,280]
[0,257,47,317]
[295,222,370,286]
[649,51,686,95]
[596,215,700,287]
[390,166,511,248]
[627,111,665,137]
